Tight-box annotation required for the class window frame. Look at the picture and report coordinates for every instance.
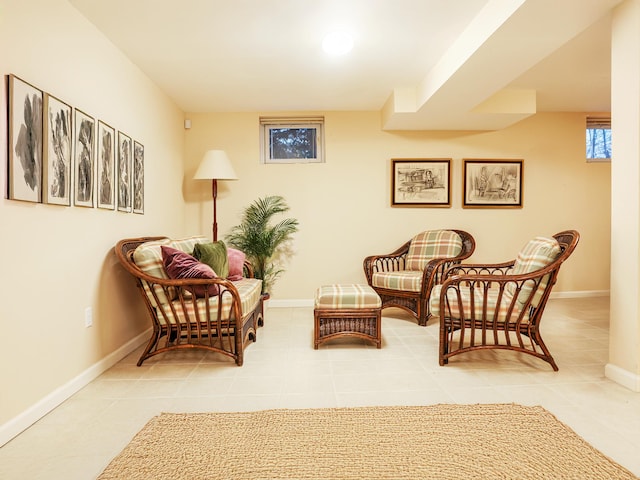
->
[260,116,325,164]
[586,116,611,163]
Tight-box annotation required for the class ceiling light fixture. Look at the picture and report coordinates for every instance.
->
[322,31,354,56]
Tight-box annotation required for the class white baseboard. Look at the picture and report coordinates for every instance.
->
[268,291,610,308]
[269,298,314,308]
[550,290,609,298]
[0,328,150,447]
[605,363,640,392]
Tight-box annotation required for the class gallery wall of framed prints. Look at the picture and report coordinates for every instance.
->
[6,73,144,214]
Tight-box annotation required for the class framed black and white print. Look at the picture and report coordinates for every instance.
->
[43,94,72,206]
[391,158,451,207]
[8,74,43,203]
[133,140,144,214]
[73,109,95,207]
[463,159,523,208]
[117,131,132,212]
[97,121,116,209]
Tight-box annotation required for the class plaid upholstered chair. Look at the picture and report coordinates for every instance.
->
[430,230,579,370]
[363,230,475,326]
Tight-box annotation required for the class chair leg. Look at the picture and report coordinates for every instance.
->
[418,300,430,326]
[439,319,448,366]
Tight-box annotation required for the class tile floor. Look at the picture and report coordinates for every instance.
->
[1,296,639,479]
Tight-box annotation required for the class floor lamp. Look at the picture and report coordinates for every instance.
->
[194,150,238,241]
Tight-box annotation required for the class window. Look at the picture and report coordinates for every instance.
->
[586,116,611,162]
[260,116,324,164]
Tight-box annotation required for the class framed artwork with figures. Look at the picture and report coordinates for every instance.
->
[391,158,451,207]
[463,159,523,208]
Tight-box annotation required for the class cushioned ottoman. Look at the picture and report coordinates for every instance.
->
[314,284,382,349]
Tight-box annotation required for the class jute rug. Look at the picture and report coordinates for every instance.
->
[98,404,637,480]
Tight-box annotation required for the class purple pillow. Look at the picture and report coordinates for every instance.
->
[227,248,246,281]
[161,246,219,297]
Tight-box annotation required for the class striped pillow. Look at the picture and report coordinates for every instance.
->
[406,230,462,271]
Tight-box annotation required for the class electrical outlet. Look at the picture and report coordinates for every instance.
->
[84,307,93,328]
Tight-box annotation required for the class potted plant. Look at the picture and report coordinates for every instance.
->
[226,195,299,296]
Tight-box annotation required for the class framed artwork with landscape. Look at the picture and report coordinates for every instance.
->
[391,158,451,207]
[463,159,523,208]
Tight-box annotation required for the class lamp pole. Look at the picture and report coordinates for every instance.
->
[212,178,219,241]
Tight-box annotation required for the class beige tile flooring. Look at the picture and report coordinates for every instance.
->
[1,296,640,479]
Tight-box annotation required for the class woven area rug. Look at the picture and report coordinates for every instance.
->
[98,404,637,480]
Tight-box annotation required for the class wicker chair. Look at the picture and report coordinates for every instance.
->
[363,230,476,326]
[430,230,579,371]
[115,236,264,367]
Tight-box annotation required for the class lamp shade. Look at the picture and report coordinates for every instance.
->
[194,150,238,180]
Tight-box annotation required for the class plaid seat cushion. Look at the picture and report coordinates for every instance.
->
[406,230,462,271]
[315,284,381,310]
[429,284,522,323]
[160,277,263,325]
[371,271,422,292]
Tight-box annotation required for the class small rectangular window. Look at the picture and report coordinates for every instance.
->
[586,116,611,162]
[260,116,324,164]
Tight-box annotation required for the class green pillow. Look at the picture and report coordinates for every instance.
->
[192,241,229,279]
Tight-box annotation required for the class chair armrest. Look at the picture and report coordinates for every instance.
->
[443,260,516,279]
[438,259,561,312]
[363,241,411,281]
[421,257,470,295]
[243,260,255,278]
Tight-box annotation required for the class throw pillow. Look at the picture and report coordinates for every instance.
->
[161,246,219,297]
[227,248,246,281]
[192,241,230,279]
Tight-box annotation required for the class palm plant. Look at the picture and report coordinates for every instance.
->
[226,195,299,294]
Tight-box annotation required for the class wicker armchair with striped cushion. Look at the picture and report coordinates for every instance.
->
[363,230,475,326]
[115,236,264,367]
[430,230,579,371]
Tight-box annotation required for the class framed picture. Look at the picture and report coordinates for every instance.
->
[7,74,43,203]
[43,94,72,206]
[117,131,132,212]
[97,121,116,209]
[391,158,451,207]
[133,140,144,214]
[463,159,523,208]
[74,109,95,207]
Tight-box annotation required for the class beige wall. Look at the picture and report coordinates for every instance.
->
[185,111,611,300]
[609,0,640,387]
[0,0,187,430]
[0,0,616,442]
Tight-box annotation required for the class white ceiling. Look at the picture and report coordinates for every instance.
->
[68,0,621,130]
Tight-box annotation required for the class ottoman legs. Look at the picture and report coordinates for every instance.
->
[314,307,381,349]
